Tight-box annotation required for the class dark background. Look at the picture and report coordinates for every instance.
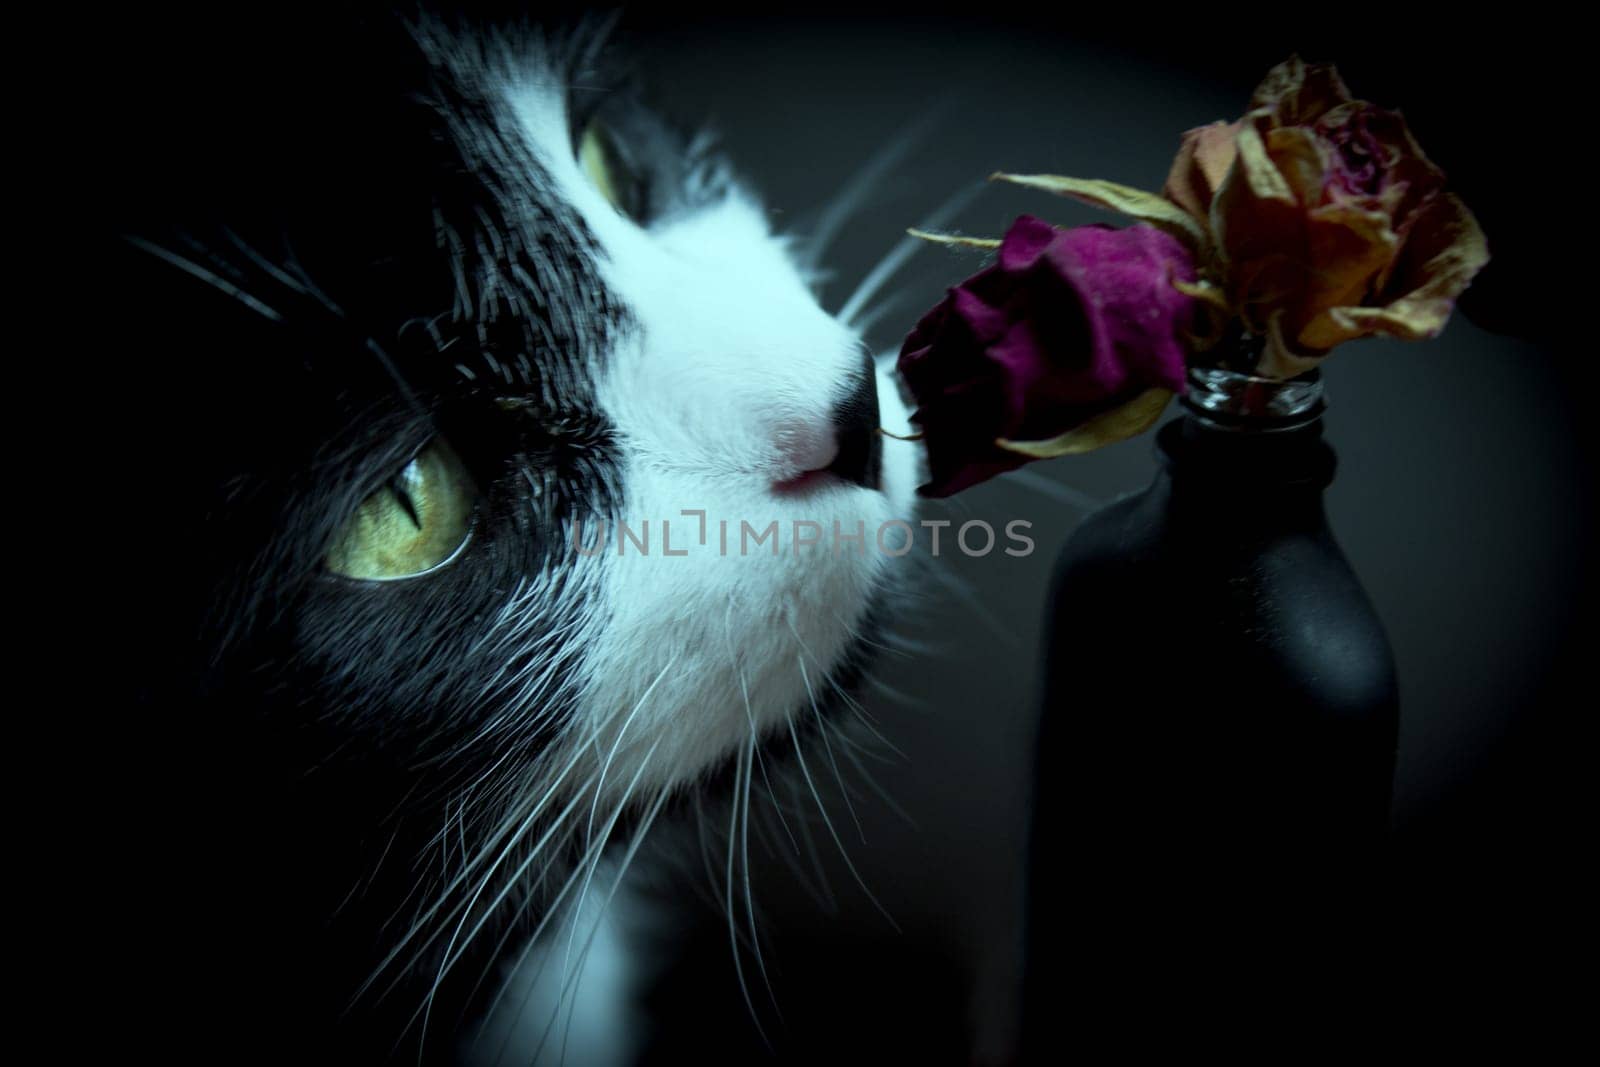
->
[598,8,1589,1062]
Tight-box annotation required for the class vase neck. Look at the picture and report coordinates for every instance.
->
[1158,415,1335,490]
[1154,370,1335,505]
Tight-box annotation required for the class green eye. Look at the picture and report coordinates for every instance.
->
[578,119,637,218]
[325,439,476,581]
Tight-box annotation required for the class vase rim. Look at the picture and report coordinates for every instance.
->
[1183,366,1324,430]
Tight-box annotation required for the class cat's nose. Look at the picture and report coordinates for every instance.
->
[772,349,882,493]
[824,350,882,491]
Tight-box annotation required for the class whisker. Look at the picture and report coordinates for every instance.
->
[557,736,665,983]
[351,713,614,1011]
[796,104,946,269]
[822,673,910,763]
[797,656,867,844]
[449,736,664,1064]
[472,837,600,1064]
[839,179,988,327]
[535,738,667,1064]
[551,786,671,1066]
[123,235,284,321]
[219,228,314,297]
[739,736,781,1021]
[755,789,835,912]
[722,600,801,858]
[412,785,592,1058]
[724,740,774,1048]
[848,290,917,345]
[584,654,680,844]
[474,845,593,1043]
[914,545,1018,647]
[783,711,900,933]
[829,608,919,661]
[835,736,920,831]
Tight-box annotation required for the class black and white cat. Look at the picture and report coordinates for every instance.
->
[88,7,921,1062]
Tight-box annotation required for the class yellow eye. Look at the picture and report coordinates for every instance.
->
[325,439,476,581]
[578,119,636,217]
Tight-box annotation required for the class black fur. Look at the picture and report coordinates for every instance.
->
[84,10,655,1061]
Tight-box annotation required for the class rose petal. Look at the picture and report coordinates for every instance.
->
[1293,199,1400,349]
[1230,120,1297,204]
[1263,125,1328,205]
[1174,279,1230,313]
[897,217,1199,497]
[1211,122,1308,335]
[1250,55,1354,125]
[1257,311,1324,379]
[996,387,1175,457]
[1301,192,1489,348]
[1163,120,1242,220]
[990,172,1209,249]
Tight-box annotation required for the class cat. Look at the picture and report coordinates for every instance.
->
[87,7,921,1062]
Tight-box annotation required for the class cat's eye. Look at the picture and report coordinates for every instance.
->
[325,439,476,581]
[577,118,641,219]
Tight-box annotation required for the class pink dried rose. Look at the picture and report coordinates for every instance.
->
[896,215,1197,498]
[1007,56,1489,378]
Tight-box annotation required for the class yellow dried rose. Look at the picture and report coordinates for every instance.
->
[1166,56,1489,377]
[997,56,1489,379]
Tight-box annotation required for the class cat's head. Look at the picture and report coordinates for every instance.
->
[100,9,918,1040]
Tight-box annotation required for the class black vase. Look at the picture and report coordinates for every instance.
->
[1020,367,1399,1047]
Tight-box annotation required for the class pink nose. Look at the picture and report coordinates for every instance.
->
[771,418,839,484]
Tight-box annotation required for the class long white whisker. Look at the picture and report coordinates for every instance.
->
[781,768,839,912]
[535,737,666,1063]
[476,827,610,1064]
[476,853,590,1044]
[739,735,781,1022]
[409,652,678,1023]
[787,614,907,762]
[755,789,834,912]
[834,729,919,830]
[797,656,867,844]
[821,670,910,763]
[915,547,1018,646]
[797,106,945,268]
[848,290,917,343]
[124,235,285,321]
[839,180,988,326]
[722,599,801,857]
[584,654,680,847]
[220,227,313,297]
[412,786,592,1059]
[558,735,665,979]
[551,785,672,1066]
[353,730,603,1010]
[725,740,773,1048]
[783,706,900,932]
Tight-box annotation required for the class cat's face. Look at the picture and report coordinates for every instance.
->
[504,53,917,800]
[106,14,917,1032]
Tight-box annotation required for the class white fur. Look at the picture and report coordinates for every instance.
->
[507,83,919,795]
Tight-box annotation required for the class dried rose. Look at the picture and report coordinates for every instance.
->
[896,215,1197,498]
[1169,56,1489,376]
[1163,120,1243,225]
[994,56,1488,379]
